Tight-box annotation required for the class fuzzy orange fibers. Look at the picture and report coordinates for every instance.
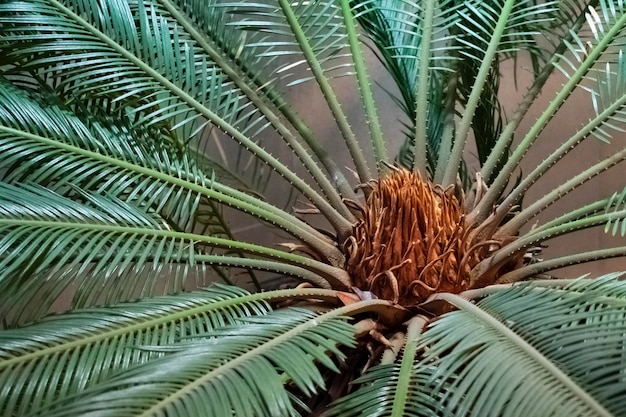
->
[345,168,479,306]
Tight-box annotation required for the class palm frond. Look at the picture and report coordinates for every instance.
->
[490,44,626,233]
[421,276,626,417]
[0,179,350,324]
[471,0,626,225]
[0,285,271,416]
[220,0,376,183]
[476,0,598,187]
[0,75,347,322]
[1,300,355,417]
[0,0,354,230]
[329,276,626,416]
[442,0,560,185]
[161,0,359,203]
[0,0,265,143]
[456,0,561,62]
[351,0,459,174]
[222,0,354,85]
[589,48,626,142]
[0,71,336,247]
[0,182,214,323]
[324,363,438,417]
[0,75,208,231]
[325,316,437,417]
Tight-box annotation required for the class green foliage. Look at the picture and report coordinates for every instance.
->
[0,286,355,416]
[327,276,626,417]
[2,0,626,416]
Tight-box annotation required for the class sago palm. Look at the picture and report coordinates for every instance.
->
[2,0,626,415]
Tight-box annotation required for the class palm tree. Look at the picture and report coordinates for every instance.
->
[2,0,626,415]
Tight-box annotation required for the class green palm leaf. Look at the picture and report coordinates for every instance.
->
[325,365,438,417]
[421,276,626,416]
[0,73,347,322]
[0,285,270,416]
[0,181,213,323]
[0,179,348,324]
[351,0,460,174]
[327,276,626,417]
[222,0,354,85]
[0,0,265,142]
[605,185,626,236]
[1,300,355,417]
[474,0,626,219]
[0,0,353,229]
[325,316,437,417]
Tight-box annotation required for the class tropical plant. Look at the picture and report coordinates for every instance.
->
[2,0,626,415]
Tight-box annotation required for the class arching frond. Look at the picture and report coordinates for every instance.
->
[589,49,626,142]
[0,0,353,230]
[0,179,350,324]
[218,0,374,183]
[472,0,626,224]
[325,363,438,417]
[351,0,459,173]
[0,182,215,323]
[328,276,626,417]
[0,75,345,323]
[0,0,267,143]
[457,0,560,61]
[421,276,626,417]
[1,297,355,417]
[325,316,437,417]
[0,70,335,243]
[0,285,271,417]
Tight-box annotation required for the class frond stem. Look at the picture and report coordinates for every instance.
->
[138,298,396,417]
[391,315,428,417]
[493,94,626,228]
[277,0,373,184]
[413,0,436,175]
[527,198,607,235]
[473,208,626,279]
[339,0,387,172]
[192,255,336,289]
[478,1,597,184]
[1,126,343,264]
[0,287,347,372]
[461,275,626,300]
[497,147,626,236]
[442,0,516,186]
[473,5,626,222]
[496,247,626,284]
[0,218,350,288]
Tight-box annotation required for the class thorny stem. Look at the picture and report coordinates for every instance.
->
[496,247,626,284]
[443,0,516,187]
[277,0,373,185]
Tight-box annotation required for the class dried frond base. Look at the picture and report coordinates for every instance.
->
[345,168,478,306]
